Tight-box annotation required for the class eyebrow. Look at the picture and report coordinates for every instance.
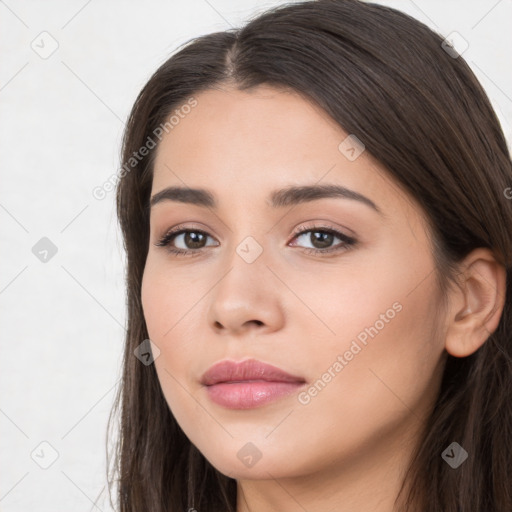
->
[149,184,382,214]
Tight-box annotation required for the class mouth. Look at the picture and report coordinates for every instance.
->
[201,358,306,409]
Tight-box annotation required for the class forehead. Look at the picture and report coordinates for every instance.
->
[151,85,415,220]
[153,85,345,172]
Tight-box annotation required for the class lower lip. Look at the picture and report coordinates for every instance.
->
[204,381,304,409]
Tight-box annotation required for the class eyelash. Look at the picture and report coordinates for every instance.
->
[154,223,357,257]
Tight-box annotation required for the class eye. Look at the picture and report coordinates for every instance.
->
[155,227,219,256]
[154,223,357,257]
[289,224,357,255]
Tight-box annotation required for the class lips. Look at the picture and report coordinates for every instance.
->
[201,358,305,386]
[201,359,306,409]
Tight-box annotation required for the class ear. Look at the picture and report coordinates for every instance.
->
[444,248,507,358]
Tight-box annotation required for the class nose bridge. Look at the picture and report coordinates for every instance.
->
[234,233,266,267]
[209,192,267,274]
[220,203,270,274]
[206,229,284,333]
[217,231,268,300]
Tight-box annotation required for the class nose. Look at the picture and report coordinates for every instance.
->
[207,244,285,336]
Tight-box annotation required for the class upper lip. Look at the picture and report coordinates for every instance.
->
[201,358,306,386]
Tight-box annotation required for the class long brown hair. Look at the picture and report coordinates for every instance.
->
[107,1,512,510]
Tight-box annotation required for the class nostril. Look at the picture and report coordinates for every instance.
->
[212,319,264,330]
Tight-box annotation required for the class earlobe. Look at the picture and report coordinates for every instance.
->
[444,248,506,358]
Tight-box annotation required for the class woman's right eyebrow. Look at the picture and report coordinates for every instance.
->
[149,184,383,216]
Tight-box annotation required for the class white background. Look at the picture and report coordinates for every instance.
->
[1,0,511,510]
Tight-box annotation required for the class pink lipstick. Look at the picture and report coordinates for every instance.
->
[201,358,306,409]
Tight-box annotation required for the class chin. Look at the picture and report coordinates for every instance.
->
[199,443,308,481]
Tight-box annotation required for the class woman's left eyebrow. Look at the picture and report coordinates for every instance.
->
[149,183,383,216]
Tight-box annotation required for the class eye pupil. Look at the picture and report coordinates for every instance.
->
[311,231,334,248]
[185,232,206,248]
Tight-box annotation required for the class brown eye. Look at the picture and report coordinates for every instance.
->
[155,225,356,257]
[182,231,207,249]
[155,229,219,255]
[290,227,356,254]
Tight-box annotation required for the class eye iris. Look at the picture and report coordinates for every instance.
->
[185,232,206,249]
[311,231,333,248]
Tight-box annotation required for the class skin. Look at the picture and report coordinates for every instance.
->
[141,84,506,512]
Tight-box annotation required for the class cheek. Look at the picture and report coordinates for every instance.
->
[140,262,192,386]
[296,253,443,434]
[141,257,199,341]
[141,262,205,431]
[140,258,207,386]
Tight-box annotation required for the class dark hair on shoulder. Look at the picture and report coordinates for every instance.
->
[108,1,512,510]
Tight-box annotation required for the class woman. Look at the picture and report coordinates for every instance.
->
[108,0,512,510]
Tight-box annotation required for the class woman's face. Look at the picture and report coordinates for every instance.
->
[141,84,447,482]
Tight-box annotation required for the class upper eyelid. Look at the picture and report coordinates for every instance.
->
[161,224,345,236]
[158,224,354,245]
